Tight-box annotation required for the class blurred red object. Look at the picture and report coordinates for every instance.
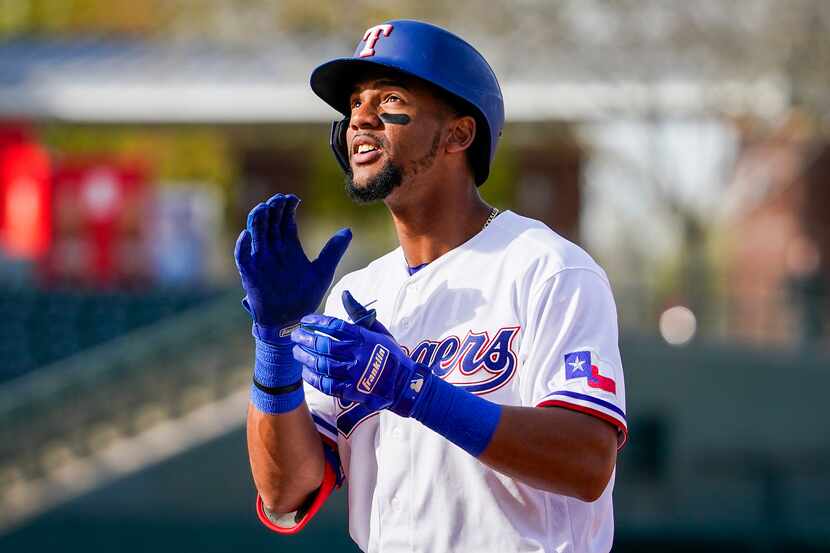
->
[44,157,150,288]
[0,123,52,259]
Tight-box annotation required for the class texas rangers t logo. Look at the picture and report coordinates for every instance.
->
[359,24,393,57]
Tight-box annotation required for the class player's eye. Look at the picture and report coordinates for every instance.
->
[350,99,362,110]
[383,94,401,104]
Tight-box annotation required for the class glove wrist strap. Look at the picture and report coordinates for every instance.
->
[252,321,301,345]
[390,363,433,418]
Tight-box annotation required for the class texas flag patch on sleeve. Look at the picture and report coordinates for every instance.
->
[564,350,616,394]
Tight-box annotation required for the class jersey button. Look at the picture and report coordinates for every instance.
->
[391,426,402,439]
[391,496,401,511]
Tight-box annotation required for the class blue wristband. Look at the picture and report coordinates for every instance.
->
[411,376,502,458]
[250,323,304,414]
[252,332,301,387]
[250,380,304,414]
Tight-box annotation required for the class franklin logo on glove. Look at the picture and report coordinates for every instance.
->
[357,344,390,394]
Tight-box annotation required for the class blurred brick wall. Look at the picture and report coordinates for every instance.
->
[725,117,829,347]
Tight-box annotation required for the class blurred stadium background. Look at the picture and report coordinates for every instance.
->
[0,1,829,551]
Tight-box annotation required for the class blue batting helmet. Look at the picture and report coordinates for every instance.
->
[310,19,504,186]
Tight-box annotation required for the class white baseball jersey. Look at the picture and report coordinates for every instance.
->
[305,210,627,553]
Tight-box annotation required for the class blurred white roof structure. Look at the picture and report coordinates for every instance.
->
[0,38,790,123]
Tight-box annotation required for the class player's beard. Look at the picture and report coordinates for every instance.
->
[344,160,404,204]
[344,131,441,204]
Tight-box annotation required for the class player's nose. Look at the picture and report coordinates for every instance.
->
[350,101,382,131]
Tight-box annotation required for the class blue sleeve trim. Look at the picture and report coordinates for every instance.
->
[544,390,626,421]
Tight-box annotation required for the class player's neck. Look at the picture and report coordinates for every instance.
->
[386,181,493,268]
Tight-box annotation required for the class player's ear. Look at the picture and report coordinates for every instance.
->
[445,115,476,155]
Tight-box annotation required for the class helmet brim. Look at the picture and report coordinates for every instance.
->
[311,57,440,117]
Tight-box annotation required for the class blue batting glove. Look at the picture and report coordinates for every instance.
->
[234,193,351,415]
[234,193,352,340]
[296,292,502,457]
[291,313,431,417]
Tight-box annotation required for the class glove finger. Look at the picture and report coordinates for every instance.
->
[325,337,363,360]
[341,290,391,335]
[246,202,270,254]
[266,194,286,246]
[342,289,372,323]
[299,314,360,340]
[301,366,326,393]
[318,356,353,378]
[291,326,358,360]
[281,194,301,243]
[266,192,284,205]
[311,228,352,281]
[302,367,347,397]
[234,229,252,272]
[292,343,316,367]
[293,344,352,377]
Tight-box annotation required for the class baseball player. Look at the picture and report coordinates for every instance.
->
[236,20,627,553]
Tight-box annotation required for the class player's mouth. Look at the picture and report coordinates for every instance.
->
[352,137,384,166]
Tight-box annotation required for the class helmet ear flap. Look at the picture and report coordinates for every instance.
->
[329,117,351,174]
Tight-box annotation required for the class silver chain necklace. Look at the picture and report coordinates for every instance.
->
[482,207,499,230]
